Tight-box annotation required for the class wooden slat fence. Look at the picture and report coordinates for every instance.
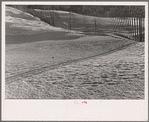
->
[11,5,145,42]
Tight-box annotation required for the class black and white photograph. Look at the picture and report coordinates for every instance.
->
[2,1,148,121]
[5,4,146,99]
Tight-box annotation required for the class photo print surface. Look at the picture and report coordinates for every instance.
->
[5,4,145,99]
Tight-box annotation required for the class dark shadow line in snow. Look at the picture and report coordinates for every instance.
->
[6,31,82,44]
[5,41,137,84]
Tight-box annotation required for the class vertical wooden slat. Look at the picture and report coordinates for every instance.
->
[113,17,117,32]
[137,16,139,41]
[143,18,145,41]
[127,15,130,38]
[132,13,134,39]
[117,17,120,32]
[69,11,71,30]
[143,17,145,42]
[134,15,136,41]
[142,18,143,42]
[119,17,122,32]
[131,11,134,38]
[125,13,128,31]
[116,17,119,32]
[94,17,97,32]
[112,16,115,32]
[114,17,117,32]
[139,17,142,42]
[142,17,145,42]
[116,16,119,32]
[122,14,125,32]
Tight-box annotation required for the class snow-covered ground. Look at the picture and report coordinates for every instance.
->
[6,6,84,34]
[5,6,145,99]
[5,36,134,78]
[5,42,144,99]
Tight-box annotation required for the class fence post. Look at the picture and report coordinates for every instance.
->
[94,17,97,33]
[69,11,71,30]
[112,16,116,32]
[137,16,139,41]
[53,11,55,26]
[128,14,131,35]
[134,15,136,41]
[50,11,55,26]
[142,18,144,41]
[115,16,118,32]
[112,17,115,31]
[131,11,134,38]
[117,17,120,32]
[139,16,142,42]
[141,17,143,42]
[124,13,127,31]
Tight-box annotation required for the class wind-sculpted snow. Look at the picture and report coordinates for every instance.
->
[6,6,84,35]
[5,6,144,99]
[5,42,144,99]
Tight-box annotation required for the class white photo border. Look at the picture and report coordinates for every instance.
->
[2,1,148,121]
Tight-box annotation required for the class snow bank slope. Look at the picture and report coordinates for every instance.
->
[5,6,71,35]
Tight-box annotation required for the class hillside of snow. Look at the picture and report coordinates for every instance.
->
[5,6,145,99]
[6,6,86,44]
[6,6,84,34]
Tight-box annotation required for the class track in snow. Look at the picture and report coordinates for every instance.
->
[6,41,137,84]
